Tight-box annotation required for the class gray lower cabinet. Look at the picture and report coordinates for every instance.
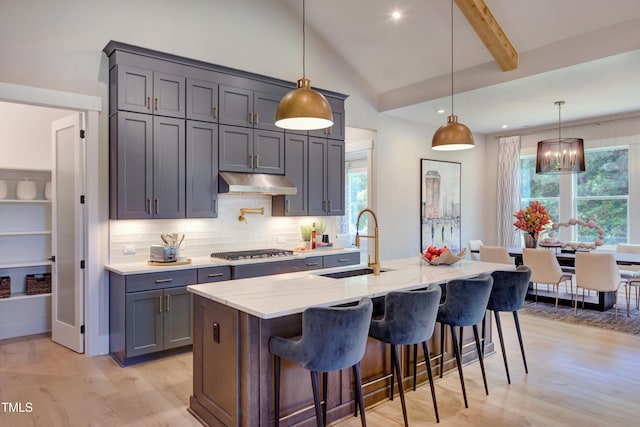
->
[232,254,355,279]
[308,137,345,216]
[186,121,218,218]
[323,252,360,268]
[110,269,198,365]
[110,111,185,219]
[219,125,284,174]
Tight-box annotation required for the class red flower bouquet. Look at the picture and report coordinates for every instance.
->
[513,201,551,239]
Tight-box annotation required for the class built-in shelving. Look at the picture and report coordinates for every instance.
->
[0,261,52,269]
[0,231,52,236]
[0,199,51,204]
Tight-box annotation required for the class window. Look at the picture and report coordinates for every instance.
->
[520,146,629,244]
[338,151,369,235]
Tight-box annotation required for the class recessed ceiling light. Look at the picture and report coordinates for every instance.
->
[391,10,402,21]
[501,124,509,129]
[436,109,446,114]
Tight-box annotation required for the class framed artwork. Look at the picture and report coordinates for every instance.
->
[420,159,461,253]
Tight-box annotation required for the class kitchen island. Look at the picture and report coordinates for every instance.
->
[186,256,510,426]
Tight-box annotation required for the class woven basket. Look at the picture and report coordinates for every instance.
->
[0,276,10,299]
[26,273,51,295]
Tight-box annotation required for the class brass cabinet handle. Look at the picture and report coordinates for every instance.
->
[208,272,224,277]
[328,200,332,212]
[255,113,259,125]
[158,296,163,313]
[249,112,254,124]
[286,199,290,213]
[248,155,253,168]
[155,198,159,214]
[255,154,259,168]
[166,294,170,312]
[306,262,320,266]
[147,198,152,214]
[338,258,350,262]
[213,106,217,119]
[155,278,174,283]
[213,199,217,214]
[147,97,151,109]
[154,97,159,111]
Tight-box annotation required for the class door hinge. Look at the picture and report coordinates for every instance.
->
[80,195,85,204]
[80,260,85,269]
[80,325,85,334]
[80,129,85,139]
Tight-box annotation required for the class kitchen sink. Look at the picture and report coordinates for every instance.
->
[319,267,387,279]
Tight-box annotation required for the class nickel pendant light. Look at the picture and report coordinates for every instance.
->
[275,0,333,131]
[535,101,585,174]
[432,0,474,151]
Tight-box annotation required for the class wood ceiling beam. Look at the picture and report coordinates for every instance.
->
[454,0,518,71]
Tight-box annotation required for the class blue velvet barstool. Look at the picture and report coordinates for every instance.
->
[269,297,373,427]
[437,274,493,408]
[487,266,533,384]
[369,286,442,425]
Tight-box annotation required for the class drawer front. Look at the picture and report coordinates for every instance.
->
[126,269,197,293]
[301,256,323,270]
[232,259,304,280]
[323,252,360,269]
[197,266,232,283]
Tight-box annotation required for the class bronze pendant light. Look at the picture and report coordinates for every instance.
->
[535,101,585,174]
[276,0,333,131]
[432,0,474,151]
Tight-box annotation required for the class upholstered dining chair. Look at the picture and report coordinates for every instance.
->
[479,245,513,265]
[487,266,533,384]
[437,274,494,408]
[468,240,483,261]
[269,297,373,427]
[574,252,624,321]
[616,244,640,316]
[369,286,442,425]
[522,248,573,310]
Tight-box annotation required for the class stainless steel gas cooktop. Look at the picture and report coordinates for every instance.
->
[210,248,294,261]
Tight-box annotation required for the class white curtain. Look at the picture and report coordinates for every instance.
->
[497,136,522,246]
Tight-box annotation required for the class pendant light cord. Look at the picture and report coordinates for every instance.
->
[302,0,306,79]
[450,0,454,115]
[558,102,562,140]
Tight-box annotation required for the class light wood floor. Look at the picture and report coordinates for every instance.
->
[1,314,639,426]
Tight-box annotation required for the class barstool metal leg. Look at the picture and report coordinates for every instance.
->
[412,343,418,391]
[449,325,468,408]
[353,363,367,427]
[513,311,528,374]
[391,345,409,427]
[274,355,281,427]
[322,372,328,426]
[439,323,445,379]
[493,310,511,384]
[310,371,324,427]
[390,345,395,401]
[421,341,440,423]
[472,325,489,395]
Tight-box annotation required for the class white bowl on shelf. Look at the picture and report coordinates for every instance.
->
[0,180,7,199]
[16,178,36,200]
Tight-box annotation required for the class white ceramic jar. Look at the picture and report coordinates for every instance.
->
[44,181,52,200]
[0,180,7,199]
[16,178,37,200]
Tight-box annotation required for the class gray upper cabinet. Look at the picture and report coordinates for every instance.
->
[116,64,185,118]
[219,84,283,131]
[272,133,308,216]
[308,137,345,216]
[186,78,218,123]
[219,125,284,174]
[110,111,185,219]
[308,97,345,141]
[254,91,283,131]
[186,121,218,218]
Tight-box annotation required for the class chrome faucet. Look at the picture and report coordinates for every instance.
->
[355,208,380,275]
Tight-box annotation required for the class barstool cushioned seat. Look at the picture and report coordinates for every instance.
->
[270,297,373,427]
[369,285,442,425]
[487,266,532,384]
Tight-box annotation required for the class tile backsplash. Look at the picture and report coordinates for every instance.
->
[109,194,343,264]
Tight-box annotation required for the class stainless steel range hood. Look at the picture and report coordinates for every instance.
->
[218,172,297,195]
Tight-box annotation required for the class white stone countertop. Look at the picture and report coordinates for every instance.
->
[105,247,361,275]
[187,257,512,319]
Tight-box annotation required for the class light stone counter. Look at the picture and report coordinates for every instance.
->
[187,257,511,319]
[105,247,361,275]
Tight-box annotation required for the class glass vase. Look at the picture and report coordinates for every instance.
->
[524,233,537,248]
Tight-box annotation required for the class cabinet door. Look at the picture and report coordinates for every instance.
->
[114,112,153,219]
[253,129,284,174]
[125,289,164,357]
[186,121,218,218]
[116,65,153,114]
[309,97,345,140]
[187,78,218,123]
[254,91,282,131]
[163,287,193,350]
[326,139,345,215]
[219,125,253,173]
[307,137,328,216]
[282,133,308,215]
[219,85,253,127]
[153,72,185,118]
[153,117,185,218]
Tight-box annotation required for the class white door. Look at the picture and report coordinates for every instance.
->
[51,113,85,353]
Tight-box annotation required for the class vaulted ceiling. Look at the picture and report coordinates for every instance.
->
[284,0,640,134]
